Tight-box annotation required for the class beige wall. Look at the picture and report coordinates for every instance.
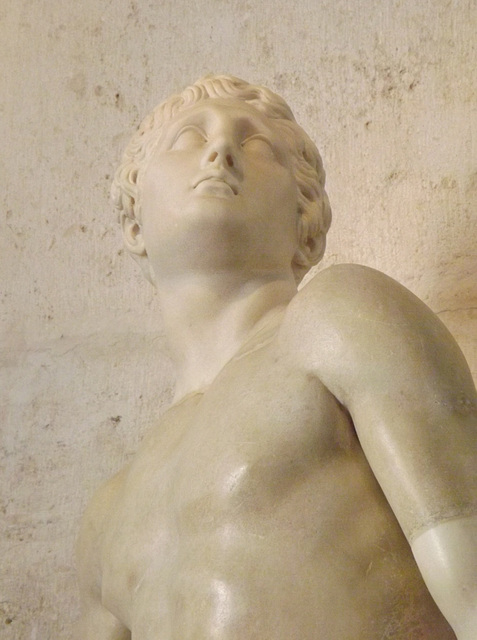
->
[1,0,476,637]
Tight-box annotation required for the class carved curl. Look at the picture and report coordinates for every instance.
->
[111,74,332,283]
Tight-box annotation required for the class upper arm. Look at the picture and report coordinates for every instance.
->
[285,264,477,540]
[76,599,131,640]
[76,473,131,640]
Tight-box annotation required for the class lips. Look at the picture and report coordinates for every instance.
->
[193,172,239,195]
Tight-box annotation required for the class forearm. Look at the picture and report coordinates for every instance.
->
[411,514,477,640]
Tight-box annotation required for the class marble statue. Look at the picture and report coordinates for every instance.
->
[76,75,477,639]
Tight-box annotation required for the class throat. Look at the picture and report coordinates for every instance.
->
[171,328,256,402]
[158,271,297,402]
[173,307,286,403]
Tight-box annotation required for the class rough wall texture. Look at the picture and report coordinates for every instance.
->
[1,0,476,637]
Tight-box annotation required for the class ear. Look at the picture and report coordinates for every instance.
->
[120,213,157,286]
[296,214,323,266]
[302,235,325,266]
[121,213,146,256]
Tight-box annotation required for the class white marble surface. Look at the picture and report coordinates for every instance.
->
[1,1,476,637]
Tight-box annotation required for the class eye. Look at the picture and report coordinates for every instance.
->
[241,135,277,160]
[171,126,207,150]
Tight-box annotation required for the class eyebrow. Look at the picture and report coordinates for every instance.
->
[156,105,289,162]
[169,107,274,138]
[231,116,271,137]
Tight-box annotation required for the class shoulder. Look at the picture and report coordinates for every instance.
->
[281,265,477,542]
[76,470,132,638]
[286,263,429,333]
[76,469,128,599]
[281,264,474,408]
[282,263,431,359]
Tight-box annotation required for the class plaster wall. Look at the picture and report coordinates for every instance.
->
[1,0,476,637]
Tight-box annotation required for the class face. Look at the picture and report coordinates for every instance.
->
[138,99,299,278]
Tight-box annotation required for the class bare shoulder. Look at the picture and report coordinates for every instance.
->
[77,469,127,577]
[76,469,130,638]
[281,264,475,408]
[284,263,445,347]
[281,264,477,539]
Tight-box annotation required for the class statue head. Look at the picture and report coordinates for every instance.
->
[112,74,332,284]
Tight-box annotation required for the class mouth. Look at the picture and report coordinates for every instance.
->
[193,173,239,195]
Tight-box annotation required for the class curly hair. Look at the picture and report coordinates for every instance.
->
[111,74,332,282]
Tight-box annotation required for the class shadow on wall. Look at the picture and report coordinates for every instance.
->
[425,175,477,379]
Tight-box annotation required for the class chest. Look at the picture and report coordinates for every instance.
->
[119,344,356,536]
[101,344,359,619]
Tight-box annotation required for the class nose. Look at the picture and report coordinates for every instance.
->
[207,149,235,168]
[202,136,240,172]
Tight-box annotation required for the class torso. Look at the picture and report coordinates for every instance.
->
[98,310,455,639]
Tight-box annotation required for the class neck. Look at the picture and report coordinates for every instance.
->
[155,269,297,402]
